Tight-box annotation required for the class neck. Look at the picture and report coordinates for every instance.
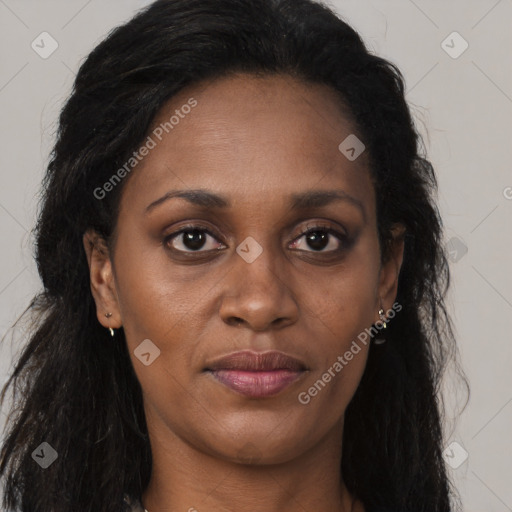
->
[141,409,361,512]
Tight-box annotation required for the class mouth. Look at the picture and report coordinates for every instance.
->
[204,350,309,398]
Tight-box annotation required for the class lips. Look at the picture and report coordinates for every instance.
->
[205,350,307,372]
[204,350,308,398]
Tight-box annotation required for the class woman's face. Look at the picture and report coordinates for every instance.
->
[86,73,404,464]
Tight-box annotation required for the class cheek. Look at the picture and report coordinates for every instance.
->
[299,246,380,408]
[296,295,372,423]
[111,235,222,402]
[312,253,380,345]
[112,234,204,345]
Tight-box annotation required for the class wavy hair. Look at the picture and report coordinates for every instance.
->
[0,0,467,510]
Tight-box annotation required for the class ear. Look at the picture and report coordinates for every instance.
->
[376,223,406,318]
[82,229,122,330]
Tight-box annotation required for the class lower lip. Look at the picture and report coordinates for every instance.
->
[208,369,304,398]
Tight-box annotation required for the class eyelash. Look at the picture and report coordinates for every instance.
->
[163,222,349,255]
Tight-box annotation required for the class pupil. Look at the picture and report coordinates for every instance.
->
[184,230,206,250]
[307,231,328,251]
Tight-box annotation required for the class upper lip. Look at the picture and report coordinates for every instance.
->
[204,350,308,372]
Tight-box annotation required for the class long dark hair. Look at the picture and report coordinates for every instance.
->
[0,0,467,510]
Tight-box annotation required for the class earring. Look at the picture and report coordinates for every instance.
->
[373,307,387,345]
[105,312,114,337]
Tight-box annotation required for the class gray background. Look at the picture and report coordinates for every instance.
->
[1,1,511,510]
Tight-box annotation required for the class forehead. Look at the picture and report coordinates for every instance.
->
[119,72,375,218]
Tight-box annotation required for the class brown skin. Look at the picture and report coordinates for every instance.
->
[83,73,405,512]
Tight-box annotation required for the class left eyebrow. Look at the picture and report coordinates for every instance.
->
[289,190,367,223]
[145,188,366,223]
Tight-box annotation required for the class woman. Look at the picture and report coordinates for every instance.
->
[0,0,465,511]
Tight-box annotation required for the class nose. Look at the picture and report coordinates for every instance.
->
[219,244,299,332]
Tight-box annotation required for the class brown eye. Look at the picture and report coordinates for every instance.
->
[290,225,348,253]
[164,226,225,253]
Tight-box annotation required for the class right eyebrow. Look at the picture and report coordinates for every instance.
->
[145,189,229,213]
